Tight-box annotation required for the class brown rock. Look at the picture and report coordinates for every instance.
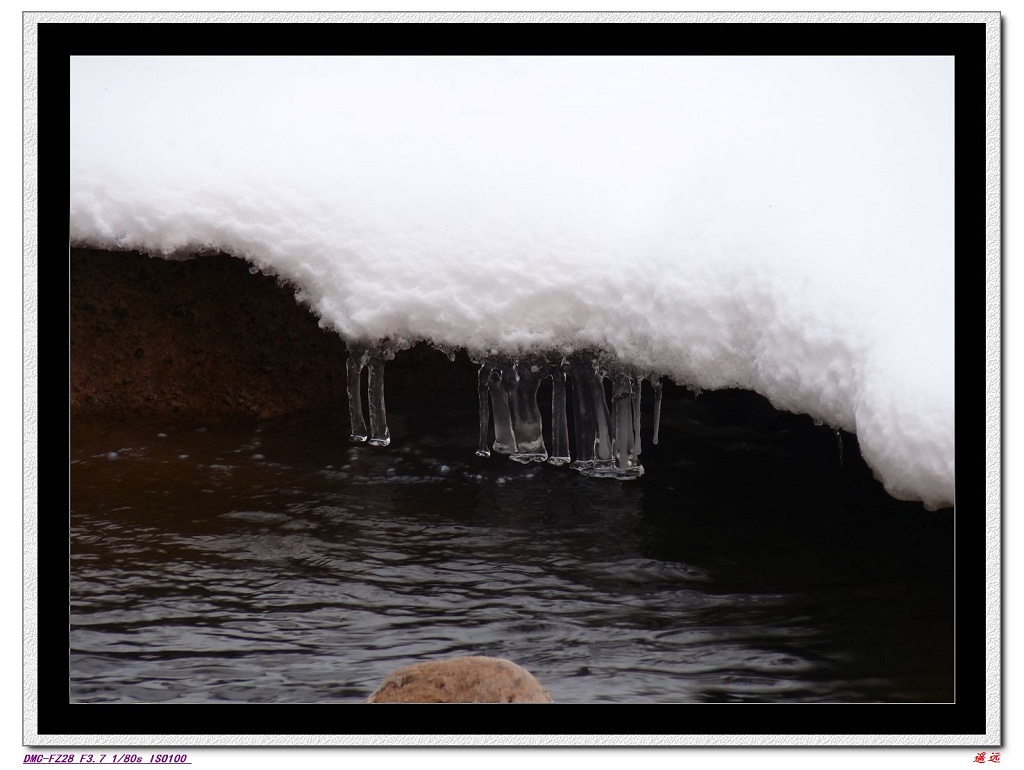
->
[70,247,479,420]
[366,656,553,703]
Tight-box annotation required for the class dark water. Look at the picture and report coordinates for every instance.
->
[70,387,953,704]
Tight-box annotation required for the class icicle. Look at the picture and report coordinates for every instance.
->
[566,354,596,469]
[652,378,663,446]
[568,354,621,478]
[835,428,844,466]
[367,344,394,447]
[598,366,643,479]
[509,357,548,464]
[487,362,517,455]
[345,346,369,443]
[588,360,614,464]
[565,358,644,480]
[632,373,643,457]
[548,361,571,466]
[476,363,491,457]
[611,370,633,472]
[471,349,653,479]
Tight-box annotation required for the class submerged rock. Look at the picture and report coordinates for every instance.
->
[365,656,553,703]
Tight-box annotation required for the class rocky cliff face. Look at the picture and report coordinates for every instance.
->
[70,248,474,419]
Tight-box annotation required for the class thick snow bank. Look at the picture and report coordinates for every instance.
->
[69,55,954,507]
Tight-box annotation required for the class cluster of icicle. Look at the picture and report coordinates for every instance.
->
[474,352,664,480]
[346,344,663,481]
[345,343,396,447]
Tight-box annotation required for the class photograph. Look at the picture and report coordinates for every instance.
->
[27,11,999,759]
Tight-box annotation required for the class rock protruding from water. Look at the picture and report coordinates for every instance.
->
[365,656,553,703]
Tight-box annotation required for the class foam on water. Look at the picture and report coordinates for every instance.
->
[69,55,955,507]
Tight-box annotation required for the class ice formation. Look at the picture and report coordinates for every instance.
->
[464,353,653,479]
[346,343,394,447]
[68,55,955,507]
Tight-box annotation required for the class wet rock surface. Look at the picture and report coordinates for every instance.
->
[366,656,554,703]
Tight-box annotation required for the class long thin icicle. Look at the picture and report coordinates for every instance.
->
[611,370,634,473]
[567,355,596,469]
[509,357,547,464]
[346,346,369,443]
[652,378,663,446]
[632,373,643,456]
[548,361,571,466]
[588,360,613,463]
[487,363,517,455]
[476,363,492,457]
[367,345,393,447]
[604,367,644,479]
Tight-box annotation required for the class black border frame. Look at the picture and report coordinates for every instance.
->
[45,17,988,741]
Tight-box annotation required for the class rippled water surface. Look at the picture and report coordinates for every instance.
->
[70,392,953,704]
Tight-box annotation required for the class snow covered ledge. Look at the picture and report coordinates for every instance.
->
[69,55,954,509]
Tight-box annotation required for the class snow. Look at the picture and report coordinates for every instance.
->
[68,55,955,508]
